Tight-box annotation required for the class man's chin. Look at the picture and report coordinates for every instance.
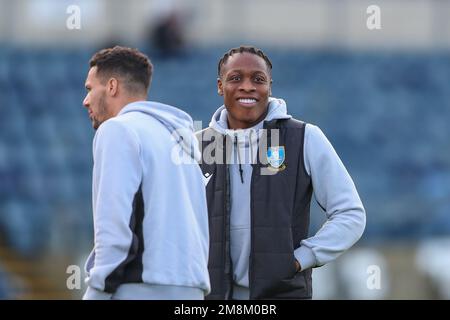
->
[92,120,101,130]
[240,111,266,125]
[235,103,267,116]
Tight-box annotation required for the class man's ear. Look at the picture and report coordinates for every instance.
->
[107,78,119,97]
[269,79,273,96]
[217,77,224,96]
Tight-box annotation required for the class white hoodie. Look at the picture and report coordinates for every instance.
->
[83,101,210,300]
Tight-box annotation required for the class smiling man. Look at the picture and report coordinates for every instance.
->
[82,46,210,300]
[196,46,366,300]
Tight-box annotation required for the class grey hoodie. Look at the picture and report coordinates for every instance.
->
[84,101,210,300]
[209,97,366,300]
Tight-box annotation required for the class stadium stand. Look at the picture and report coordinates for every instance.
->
[1,46,450,298]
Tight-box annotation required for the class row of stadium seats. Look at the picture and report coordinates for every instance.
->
[1,45,450,256]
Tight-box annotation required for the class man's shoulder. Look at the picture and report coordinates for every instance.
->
[268,117,307,130]
[283,118,307,129]
[98,116,133,134]
[94,117,140,148]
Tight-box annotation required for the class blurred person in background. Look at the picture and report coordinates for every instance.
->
[82,46,209,299]
[151,11,185,57]
[196,45,366,299]
[146,0,186,58]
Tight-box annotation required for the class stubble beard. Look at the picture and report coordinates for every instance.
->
[92,94,108,130]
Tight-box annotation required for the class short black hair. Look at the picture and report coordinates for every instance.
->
[217,45,272,77]
[89,46,153,94]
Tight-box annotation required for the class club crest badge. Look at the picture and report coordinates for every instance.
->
[267,146,286,170]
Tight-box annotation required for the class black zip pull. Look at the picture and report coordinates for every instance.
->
[235,135,244,184]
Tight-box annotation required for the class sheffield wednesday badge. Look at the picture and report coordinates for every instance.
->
[267,146,286,170]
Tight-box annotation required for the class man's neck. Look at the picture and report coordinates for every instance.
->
[113,96,147,116]
[227,110,269,130]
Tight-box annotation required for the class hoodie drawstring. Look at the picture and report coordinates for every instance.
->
[234,135,244,184]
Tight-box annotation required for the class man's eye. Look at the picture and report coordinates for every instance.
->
[255,77,265,82]
[229,76,240,81]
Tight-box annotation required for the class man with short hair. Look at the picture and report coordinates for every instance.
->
[197,46,366,300]
[82,46,210,300]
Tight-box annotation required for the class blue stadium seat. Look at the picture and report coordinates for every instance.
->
[1,45,450,253]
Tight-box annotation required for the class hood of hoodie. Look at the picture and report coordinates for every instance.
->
[118,101,200,161]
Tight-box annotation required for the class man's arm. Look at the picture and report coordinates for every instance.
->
[294,124,366,271]
[84,120,143,299]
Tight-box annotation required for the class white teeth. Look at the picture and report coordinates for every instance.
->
[239,98,256,104]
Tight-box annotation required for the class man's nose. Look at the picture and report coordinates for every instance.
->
[83,96,89,108]
[239,78,255,92]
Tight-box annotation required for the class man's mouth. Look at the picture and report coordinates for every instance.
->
[237,98,258,106]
